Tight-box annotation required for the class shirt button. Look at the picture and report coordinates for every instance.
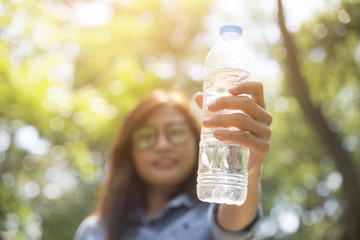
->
[183,223,189,229]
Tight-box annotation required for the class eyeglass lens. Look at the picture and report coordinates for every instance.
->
[132,122,191,151]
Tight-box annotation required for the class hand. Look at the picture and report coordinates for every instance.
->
[194,81,272,183]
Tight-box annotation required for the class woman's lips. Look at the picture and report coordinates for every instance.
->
[152,158,177,170]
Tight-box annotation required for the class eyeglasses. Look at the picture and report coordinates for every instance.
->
[131,122,193,151]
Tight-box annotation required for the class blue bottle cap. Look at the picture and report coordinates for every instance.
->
[220,25,243,34]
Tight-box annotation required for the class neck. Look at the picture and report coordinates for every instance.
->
[144,186,179,219]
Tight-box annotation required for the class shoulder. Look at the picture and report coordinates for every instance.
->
[74,215,106,240]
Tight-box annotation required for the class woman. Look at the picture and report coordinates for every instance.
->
[74,81,272,240]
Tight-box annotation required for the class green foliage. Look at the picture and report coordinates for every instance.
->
[262,0,360,239]
[1,0,359,239]
[0,0,209,239]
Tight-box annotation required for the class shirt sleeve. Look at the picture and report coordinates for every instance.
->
[73,216,106,240]
[208,203,262,240]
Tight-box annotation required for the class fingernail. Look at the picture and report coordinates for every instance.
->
[229,86,237,92]
[214,130,226,137]
[207,101,216,110]
[202,118,211,126]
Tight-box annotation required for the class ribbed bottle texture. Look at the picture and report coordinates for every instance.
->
[197,25,252,206]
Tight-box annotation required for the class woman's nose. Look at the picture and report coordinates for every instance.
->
[155,132,171,149]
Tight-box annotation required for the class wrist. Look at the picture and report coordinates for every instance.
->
[248,166,262,186]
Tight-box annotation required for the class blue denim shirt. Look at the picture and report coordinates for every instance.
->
[74,193,260,240]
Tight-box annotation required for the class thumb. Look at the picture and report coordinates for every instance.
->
[194,92,203,109]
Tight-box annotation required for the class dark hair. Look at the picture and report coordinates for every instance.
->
[95,89,201,239]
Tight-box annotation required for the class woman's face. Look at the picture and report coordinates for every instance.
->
[131,105,197,189]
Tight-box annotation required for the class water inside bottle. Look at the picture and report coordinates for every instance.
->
[197,68,251,205]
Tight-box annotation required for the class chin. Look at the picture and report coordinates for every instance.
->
[150,175,186,188]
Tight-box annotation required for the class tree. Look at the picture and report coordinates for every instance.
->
[2,0,359,239]
[276,0,360,239]
[0,0,210,239]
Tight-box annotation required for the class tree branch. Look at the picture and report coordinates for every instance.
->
[277,0,360,239]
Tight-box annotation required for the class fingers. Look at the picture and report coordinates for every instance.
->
[197,81,272,171]
[208,95,273,126]
[213,129,271,155]
[207,81,272,126]
[229,81,266,109]
[203,113,271,139]
[202,112,272,154]
[195,81,271,123]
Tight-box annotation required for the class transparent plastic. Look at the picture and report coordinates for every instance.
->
[197,25,252,205]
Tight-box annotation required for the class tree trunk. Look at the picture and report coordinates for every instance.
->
[277,0,360,239]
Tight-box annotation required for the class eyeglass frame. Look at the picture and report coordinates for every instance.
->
[131,121,195,151]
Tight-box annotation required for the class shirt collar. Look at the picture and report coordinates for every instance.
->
[131,192,196,224]
[165,192,195,209]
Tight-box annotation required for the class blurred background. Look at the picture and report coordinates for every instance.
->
[0,0,359,239]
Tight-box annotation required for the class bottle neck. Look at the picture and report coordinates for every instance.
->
[220,31,242,40]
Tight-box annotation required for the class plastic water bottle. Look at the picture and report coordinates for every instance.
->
[197,25,252,206]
